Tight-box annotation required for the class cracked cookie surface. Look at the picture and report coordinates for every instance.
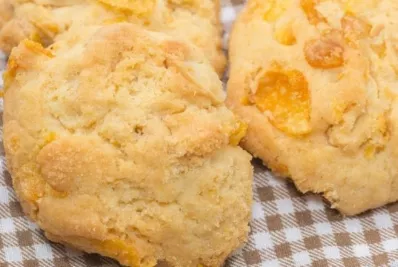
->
[0,0,225,75]
[227,0,398,215]
[3,23,252,266]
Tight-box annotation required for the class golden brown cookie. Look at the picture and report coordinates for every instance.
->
[3,23,252,266]
[0,0,225,75]
[227,0,398,215]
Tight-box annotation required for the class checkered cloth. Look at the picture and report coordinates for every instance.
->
[1,0,398,266]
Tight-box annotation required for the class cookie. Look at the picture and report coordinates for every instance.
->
[227,0,398,215]
[3,23,252,266]
[0,0,225,75]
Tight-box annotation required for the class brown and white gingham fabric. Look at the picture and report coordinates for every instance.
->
[1,1,398,266]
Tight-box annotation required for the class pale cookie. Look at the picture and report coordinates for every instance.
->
[0,0,225,75]
[227,0,398,215]
[3,23,252,267]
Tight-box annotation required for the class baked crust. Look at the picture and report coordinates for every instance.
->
[0,0,226,75]
[227,0,398,215]
[4,23,252,266]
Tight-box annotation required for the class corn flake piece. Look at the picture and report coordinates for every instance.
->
[102,16,128,25]
[229,121,248,146]
[300,0,326,25]
[82,239,152,266]
[3,40,53,90]
[274,22,296,46]
[45,132,57,143]
[253,66,311,135]
[304,33,345,69]
[341,13,371,41]
[100,239,141,265]
[97,0,156,16]
[271,162,289,176]
[23,39,54,58]
[371,43,386,58]
[46,185,68,198]
[342,0,379,13]
[364,144,376,159]
[263,0,292,22]
[240,95,251,105]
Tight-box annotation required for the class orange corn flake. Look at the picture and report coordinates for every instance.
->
[253,66,311,135]
[274,22,297,46]
[44,132,57,145]
[300,0,326,25]
[3,57,19,90]
[102,16,128,25]
[3,40,53,90]
[304,34,345,69]
[98,239,144,266]
[271,162,289,177]
[229,121,248,146]
[341,13,371,40]
[97,0,155,15]
[371,42,386,58]
[46,186,68,198]
[343,0,379,13]
[263,0,292,22]
[23,40,54,58]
